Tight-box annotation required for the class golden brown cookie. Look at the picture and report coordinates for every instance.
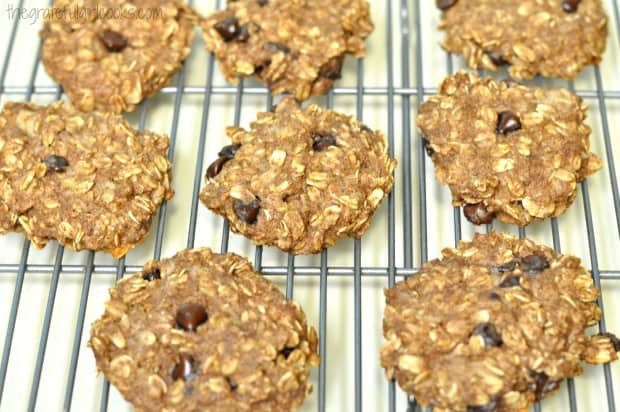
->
[41,0,196,112]
[90,248,319,412]
[0,101,173,257]
[200,97,396,254]
[381,232,619,412]
[417,71,601,226]
[437,0,608,80]
[200,0,373,100]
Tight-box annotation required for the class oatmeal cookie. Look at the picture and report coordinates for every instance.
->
[416,71,601,226]
[0,101,173,257]
[41,0,196,113]
[200,0,373,101]
[437,0,608,80]
[200,97,396,255]
[90,247,319,412]
[381,232,619,412]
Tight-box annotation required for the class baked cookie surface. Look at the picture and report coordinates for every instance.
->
[417,71,601,226]
[200,0,373,100]
[0,101,173,257]
[90,248,319,412]
[437,0,608,80]
[381,232,619,412]
[200,98,396,255]
[41,0,196,112]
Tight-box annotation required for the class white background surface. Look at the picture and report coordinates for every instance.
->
[0,0,619,411]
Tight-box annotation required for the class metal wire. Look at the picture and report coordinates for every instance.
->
[0,0,619,411]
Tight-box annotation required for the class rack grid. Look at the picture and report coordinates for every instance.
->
[0,0,619,411]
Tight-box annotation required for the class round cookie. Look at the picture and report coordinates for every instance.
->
[0,101,173,258]
[41,0,196,112]
[416,71,601,226]
[381,232,619,412]
[200,0,373,101]
[90,248,319,411]
[199,97,396,255]
[437,0,608,80]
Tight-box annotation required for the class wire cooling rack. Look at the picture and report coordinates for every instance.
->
[0,0,619,411]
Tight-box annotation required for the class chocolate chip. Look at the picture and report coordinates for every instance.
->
[312,132,338,151]
[206,157,228,179]
[142,268,161,281]
[463,203,495,225]
[176,303,208,332]
[257,0,268,5]
[99,29,128,52]
[467,399,498,412]
[529,370,561,400]
[44,155,69,172]
[264,42,290,54]
[237,24,250,42]
[496,111,522,135]
[214,16,241,42]
[319,56,344,80]
[598,333,620,352]
[421,136,434,156]
[254,59,271,74]
[521,254,549,274]
[227,377,238,391]
[496,260,518,273]
[562,0,580,13]
[172,353,194,381]
[436,0,457,10]
[280,346,295,359]
[233,198,260,224]
[218,144,241,159]
[487,51,507,66]
[472,322,503,347]
[489,292,501,301]
[499,275,520,288]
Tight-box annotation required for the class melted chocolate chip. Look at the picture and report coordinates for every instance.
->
[264,42,290,54]
[227,377,238,391]
[496,111,522,135]
[237,24,250,42]
[463,203,496,225]
[206,157,228,179]
[562,0,580,13]
[472,322,503,347]
[487,51,507,66]
[521,254,549,274]
[99,29,128,52]
[254,59,271,74]
[467,399,498,412]
[257,0,268,5]
[142,268,161,281]
[233,198,260,224]
[319,56,344,80]
[529,370,561,400]
[421,136,434,156]
[218,144,241,159]
[598,333,620,352]
[496,260,518,273]
[312,132,338,151]
[44,155,70,172]
[214,17,241,42]
[436,0,457,10]
[280,346,295,359]
[489,292,501,301]
[172,353,194,381]
[499,275,520,288]
[176,303,208,332]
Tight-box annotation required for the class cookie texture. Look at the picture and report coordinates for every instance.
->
[417,71,601,226]
[201,0,373,101]
[0,101,173,257]
[200,98,396,255]
[90,248,319,411]
[438,0,608,80]
[41,0,196,112]
[381,232,618,412]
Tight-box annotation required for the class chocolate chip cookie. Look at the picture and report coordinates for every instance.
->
[200,98,396,255]
[41,0,196,112]
[381,232,619,412]
[417,71,601,226]
[200,0,373,101]
[0,101,173,257]
[90,248,319,411]
[437,0,608,80]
